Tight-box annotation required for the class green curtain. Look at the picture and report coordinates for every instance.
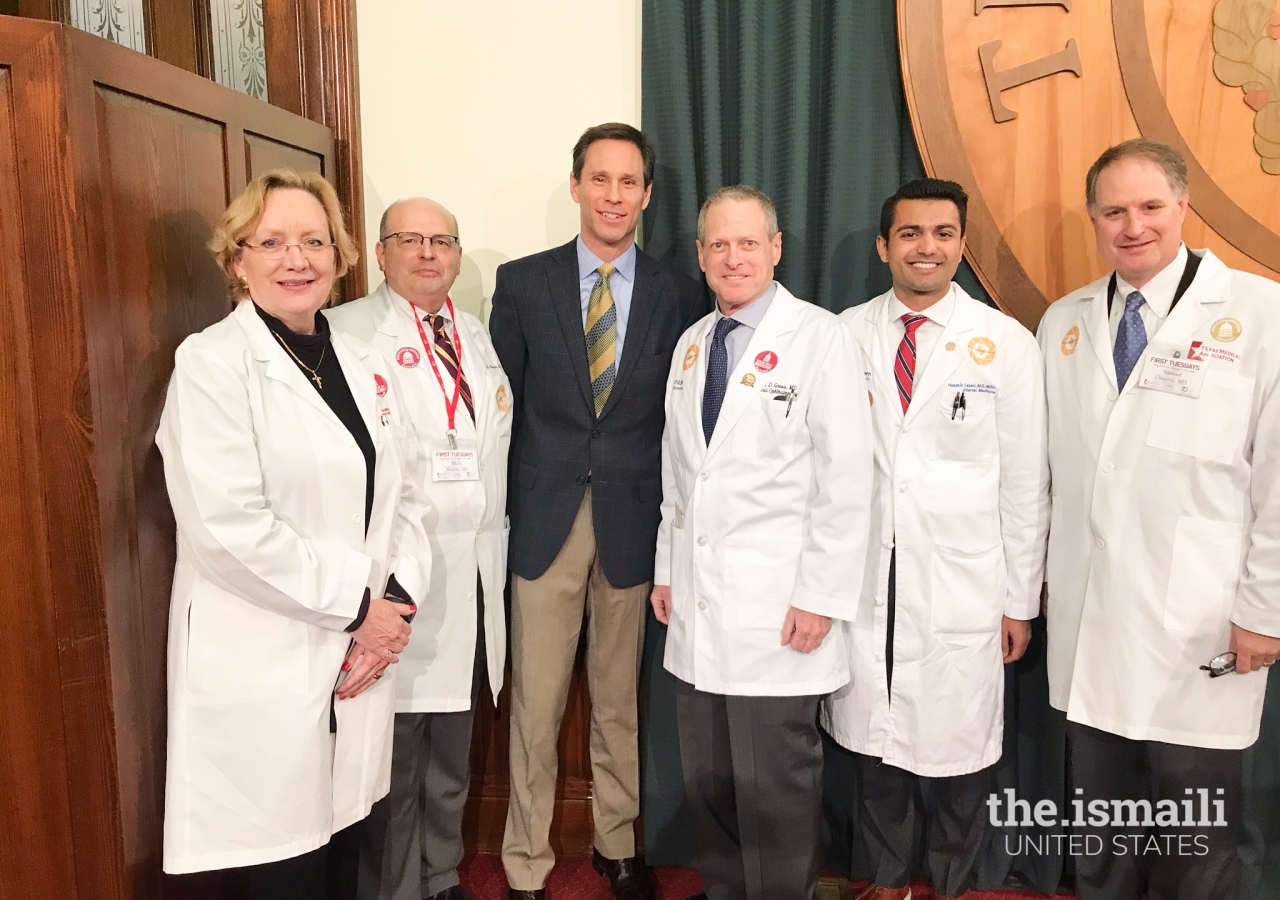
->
[638,2,1280,896]
[639,0,988,311]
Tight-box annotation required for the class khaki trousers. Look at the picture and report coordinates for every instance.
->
[502,489,648,890]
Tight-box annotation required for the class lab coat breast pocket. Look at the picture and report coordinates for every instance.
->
[1164,516,1245,635]
[929,542,1006,635]
[186,587,309,703]
[934,393,997,463]
[724,535,801,629]
[1146,371,1254,465]
[731,395,789,459]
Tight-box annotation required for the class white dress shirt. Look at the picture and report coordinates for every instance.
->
[1108,243,1189,346]
[886,284,957,407]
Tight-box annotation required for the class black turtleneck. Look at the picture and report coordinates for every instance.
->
[254,303,385,632]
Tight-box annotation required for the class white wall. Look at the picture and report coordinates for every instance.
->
[357,0,643,321]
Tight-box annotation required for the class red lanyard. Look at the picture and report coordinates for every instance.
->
[411,297,465,441]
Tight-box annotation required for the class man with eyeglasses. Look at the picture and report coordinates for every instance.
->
[328,197,511,900]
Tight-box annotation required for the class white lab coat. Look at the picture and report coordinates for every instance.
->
[158,299,433,873]
[326,284,510,711]
[655,285,874,696]
[1039,249,1280,750]
[821,285,1049,776]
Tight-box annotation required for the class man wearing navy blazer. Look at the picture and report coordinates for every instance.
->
[489,123,705,900]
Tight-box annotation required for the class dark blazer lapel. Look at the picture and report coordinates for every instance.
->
[547,239,595,412]
[600,248,660,419]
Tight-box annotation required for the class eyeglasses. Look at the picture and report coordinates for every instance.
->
[1200,651,1237,678]
[240,238,336,260]
[382,232,461,251]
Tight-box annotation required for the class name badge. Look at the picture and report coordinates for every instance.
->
[1137,343,1207,398]
[431,440,480,482]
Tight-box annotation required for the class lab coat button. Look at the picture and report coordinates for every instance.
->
[881,539,892,549]
[1108,390,1118,401]
[697,536,708,546]
[1095,537,1106,549]
[874,652,884,661]
[698,601,708,611]
[898,484,908,493]
[700,472,709,482]
[1102,463,1115,474]
[351,513,360,524]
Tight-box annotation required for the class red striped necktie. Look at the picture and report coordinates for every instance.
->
[428,314,475,421]
[893,313,928,412]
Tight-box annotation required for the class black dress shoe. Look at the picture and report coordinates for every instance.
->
[591,849,656,900]
[507,890,545,900]
[426,887,475,900]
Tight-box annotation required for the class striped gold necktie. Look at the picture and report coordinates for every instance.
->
[585,263,617,416]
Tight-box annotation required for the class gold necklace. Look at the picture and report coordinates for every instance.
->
[272,331,325,389]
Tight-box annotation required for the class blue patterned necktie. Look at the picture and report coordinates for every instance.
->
[1113,290,1147,388]
[702,316,742,444]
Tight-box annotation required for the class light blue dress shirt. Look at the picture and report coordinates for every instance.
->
[578,237,637,362]
[714,282,778,375]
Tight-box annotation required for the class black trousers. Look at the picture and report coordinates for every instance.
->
[1067,720,1243,900]
[855,753,994,897]
[243,816,365,900]
[675,678,823,900]
[866,547,992,898]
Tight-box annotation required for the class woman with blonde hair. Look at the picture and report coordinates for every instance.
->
[158,169,432,899]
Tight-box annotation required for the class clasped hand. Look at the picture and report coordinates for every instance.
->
[337,597,414,700]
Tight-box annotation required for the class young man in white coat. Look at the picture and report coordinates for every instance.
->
[327,198,511,900]
[821,179,1050,900]
[650,185,874,900]
[1039,139,1280,900]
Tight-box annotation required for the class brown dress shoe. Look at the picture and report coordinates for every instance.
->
[507,890,545,900]
[591,848,656,900]
[852,886,911,900]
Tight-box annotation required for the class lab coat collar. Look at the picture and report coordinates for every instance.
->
[366,282,491,433]
[1079,248,1224,394]
[1138,249,1228,349]
[702,283,803,461]
[902,284,980,425]
[234,298,378,439]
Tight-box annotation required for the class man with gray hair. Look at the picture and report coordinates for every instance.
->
[328,198,511,900]
[1040,139,1280,899]
[651,185,874,900]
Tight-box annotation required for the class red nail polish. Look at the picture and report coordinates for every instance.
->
[342,661,351,671]
[408,604,416,612]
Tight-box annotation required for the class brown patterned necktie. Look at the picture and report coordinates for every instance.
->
[428,314,474,421]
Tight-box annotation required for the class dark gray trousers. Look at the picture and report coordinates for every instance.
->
[359,587,486,900]
[674,678,823,900]
[855,753,994,897]
[1067,720,1242,900]
[862,547,993,898]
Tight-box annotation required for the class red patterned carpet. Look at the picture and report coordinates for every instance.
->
[457,855,1069,899]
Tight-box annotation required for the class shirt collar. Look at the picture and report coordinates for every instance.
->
[888,283,956,327]
[714,281,778,329]
[1115,243,1188,318]
[387,284,453,325]
[577,236,637,283]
